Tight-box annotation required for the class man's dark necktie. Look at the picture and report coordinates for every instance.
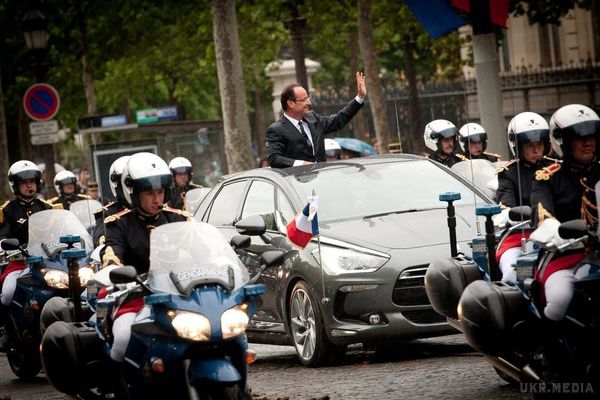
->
[298,121,314,155]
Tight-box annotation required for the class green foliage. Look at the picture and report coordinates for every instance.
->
[509,0,591,25]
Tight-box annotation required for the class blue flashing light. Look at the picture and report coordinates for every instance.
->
[144,293,172,305]
[475,204,502,216]
[26,256,44,264]
[60,235,81,244]
[439,192,461,202]
[61,249,87,260]
[244,284,266,297]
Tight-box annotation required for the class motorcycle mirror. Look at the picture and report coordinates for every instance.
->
[261,250,285,268]
[558,219,588,240]
[109,266,138,284]
[508,206,532,222]
[235,215,267,236]
[230,235,251,249]
[1,238,20,251]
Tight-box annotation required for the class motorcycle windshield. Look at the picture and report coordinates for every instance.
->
[27,209,93,258]
[451,159,497,199]
[185,188,211,216]
[70,199,103,231]
[148,221,249,296]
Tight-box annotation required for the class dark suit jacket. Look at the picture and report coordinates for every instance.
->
[266,99,364,168]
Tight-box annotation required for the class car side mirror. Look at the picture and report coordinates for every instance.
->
[558,219,588,240]
[235,215,267,236]
[230,235,251,250]
[508,206,532,221]
[109,266,138,284]
[261,250,285,268]
[1,238,20,251]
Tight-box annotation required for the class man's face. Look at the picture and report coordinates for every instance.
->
[88,188,99,200]
[287,86,311,119]
[522,141,544,164]
[441,137,455,155]
[62,183,75,195]
[18,178,37,198]
[468,140,484,156]
[139,188,165,215]
[571,135,596,165]
[175,173,189,188]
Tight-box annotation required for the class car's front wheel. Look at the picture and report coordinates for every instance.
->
[289,281,345,367]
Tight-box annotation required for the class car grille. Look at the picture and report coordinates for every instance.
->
[401,309,446,324]
[392,265,430,306]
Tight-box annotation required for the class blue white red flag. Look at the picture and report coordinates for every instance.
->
[286,195,319,249]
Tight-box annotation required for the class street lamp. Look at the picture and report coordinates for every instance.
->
[23,5,57,197]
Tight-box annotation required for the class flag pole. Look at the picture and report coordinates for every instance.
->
[310,189,329,305]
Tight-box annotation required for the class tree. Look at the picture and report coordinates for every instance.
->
[211,0,254,172]
[357,0,390,153]
[0,71,10,199]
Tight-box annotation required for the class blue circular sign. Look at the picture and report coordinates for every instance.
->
[23,83,60,121]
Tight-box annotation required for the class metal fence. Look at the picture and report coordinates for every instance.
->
[310,62,600,153]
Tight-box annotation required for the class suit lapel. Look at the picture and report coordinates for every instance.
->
[305,119,319,155]
[281,116,313,153]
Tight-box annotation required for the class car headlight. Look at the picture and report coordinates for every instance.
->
[78,266,95,287]
[43,270,69,289]
[169,311,211,341]
[221,305,249,339]
[312,245,389,275]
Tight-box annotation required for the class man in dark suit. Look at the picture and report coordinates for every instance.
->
[266,71,367,168]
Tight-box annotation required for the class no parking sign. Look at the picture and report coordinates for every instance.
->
[23,83,60,121]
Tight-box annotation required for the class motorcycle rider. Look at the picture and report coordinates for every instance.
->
[324,138,342,161]
[530,104,600,321]
[458,122,501,162]
[495,112,553,283]
[424,119,467,167]
[0,161,55,313]
[48,170,92,210]
[166,156,202,211]
[92,156,130,247]
[101,152,190,361]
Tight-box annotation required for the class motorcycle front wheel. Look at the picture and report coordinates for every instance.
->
[6,338,41,379]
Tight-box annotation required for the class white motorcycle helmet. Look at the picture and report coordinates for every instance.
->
[324,138,341,160]
[507,112,550,157]
[458,123,487,154]
[549,104,600,158]
[109,155,131,202]
[423,119,457,152]
[169,157,193,180]
[7,160,43,195]
[53,170,78,195]
[121,153,173,207]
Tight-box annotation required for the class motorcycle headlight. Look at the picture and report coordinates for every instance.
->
[78,266,95,287]
[169,311,211,341]
[312,245,389,275]
[43,270,69,289]
[221,305,249,340]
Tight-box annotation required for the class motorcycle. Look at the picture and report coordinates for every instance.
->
[0,209,94,379]
[41,219,284,400]
[456,184,600,394]
[70,199,104,235]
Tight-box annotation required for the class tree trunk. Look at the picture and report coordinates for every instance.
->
[347,32,369,143]
[252,87,266,162]
[211,0,254,172]
[357,0,390,154]
[76,0,97,116]
[0,72,10,199]
[403,37,422,154]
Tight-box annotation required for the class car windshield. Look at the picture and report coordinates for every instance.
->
[287,160,489,223]
[147,221,249,296]
[70,199,103,231]
[27,209,93,258]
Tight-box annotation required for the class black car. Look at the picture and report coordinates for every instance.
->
[194,154,493,366]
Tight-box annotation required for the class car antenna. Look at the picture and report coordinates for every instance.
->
[462,86,482,235]
[511,124,528,252]
[311,189,329,305]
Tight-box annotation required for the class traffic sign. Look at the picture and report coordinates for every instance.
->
[23,83,60,121]
[29,120,59,135]
[136,106,178,124]
[31,133,59,146]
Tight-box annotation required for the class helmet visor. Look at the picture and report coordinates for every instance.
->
[436,127,457,139]
[516,129,549,143]
[15,170,41,181]
[171,166,192,174]
[133,174,173,192]
[325,148,341,158]
[554,120,600,139]
[57,176,77,185]
[463,132,487,143]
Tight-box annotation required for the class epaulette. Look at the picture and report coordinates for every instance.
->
[94,201,115,215]
[77,194,93,200]
[495,160,516,175]
[104,208,131,224]
[48,196,60,203]
[163,205,192,219]
[189,183,203,189]
[484,151,501,161]
[456,153,469,161]
[543,155,563,164]
[40,198,62,209]
[535,163,561,181]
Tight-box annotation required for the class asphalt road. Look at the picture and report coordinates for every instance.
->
[0,334,533,400]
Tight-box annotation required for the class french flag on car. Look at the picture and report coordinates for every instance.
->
[286,195,319,249]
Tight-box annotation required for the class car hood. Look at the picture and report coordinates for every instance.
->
[318,205,482,251]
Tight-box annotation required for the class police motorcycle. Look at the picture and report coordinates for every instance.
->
[456,192,600,392]
[0,209,94,379]
[41,218,284,400]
